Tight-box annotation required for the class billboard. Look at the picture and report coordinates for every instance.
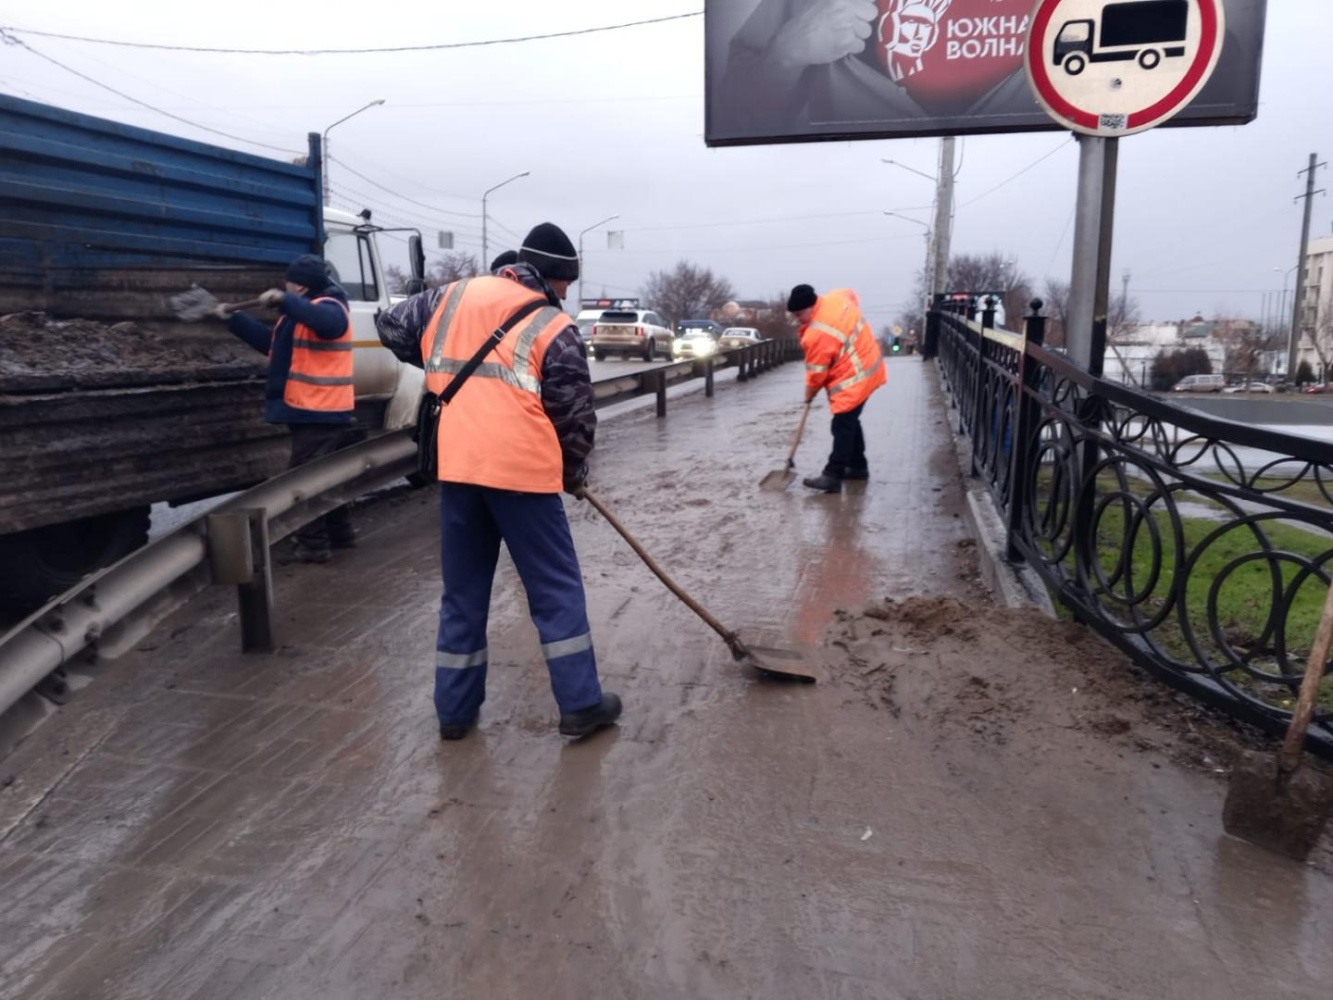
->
[704,0,1266,146]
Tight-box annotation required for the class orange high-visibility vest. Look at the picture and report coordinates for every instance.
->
[421,277,573,493]
[281,296,354,413]
[799,289,886,414]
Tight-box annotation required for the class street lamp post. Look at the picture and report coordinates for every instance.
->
[883,210,933,309]
[881,151,954,307]
[321,99,385,206]
[481,171,530,271]
[577,214,620,307]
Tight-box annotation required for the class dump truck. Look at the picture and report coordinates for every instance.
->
[0,94,425,608]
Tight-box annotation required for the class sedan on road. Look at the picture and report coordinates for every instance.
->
[1222,381,1274,394]
[718,327,763,351]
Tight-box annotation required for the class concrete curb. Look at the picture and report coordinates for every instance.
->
[929,364,1057,619]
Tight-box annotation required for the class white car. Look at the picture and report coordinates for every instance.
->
[717,327,763,350]
[1222,381,1274,394]
[590,309,674,361]
[671,329,719,361]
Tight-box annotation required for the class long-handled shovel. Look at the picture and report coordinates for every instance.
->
[581,488,816,682]
[760,399,812,491]
[1222,578,1333,860]
[169,286,266,322]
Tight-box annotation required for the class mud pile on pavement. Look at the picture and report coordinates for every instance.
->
[1,311,260,392]
[822,596,1281,773]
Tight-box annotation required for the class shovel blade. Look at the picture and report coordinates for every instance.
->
[1222,749,1333,861]
[742,644,817,683]
[170,286,218,322]
[760,469,796,492]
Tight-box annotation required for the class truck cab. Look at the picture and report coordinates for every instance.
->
[322,207,424,431]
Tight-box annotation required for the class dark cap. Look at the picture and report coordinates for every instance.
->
[787,284,817,312]
[519,222,580,282]
[490,249,519,272]
[286,254,330,291]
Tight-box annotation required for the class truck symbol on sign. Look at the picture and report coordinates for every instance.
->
[1054,0,1190,75]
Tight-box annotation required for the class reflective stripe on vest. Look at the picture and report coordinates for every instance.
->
[420,277,572,493]
[283,296,354,413]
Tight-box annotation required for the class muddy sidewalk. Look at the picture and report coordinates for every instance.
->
[1,360,1330,999]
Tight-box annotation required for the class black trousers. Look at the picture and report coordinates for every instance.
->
[288,423,364,550]
[823,404,867,478]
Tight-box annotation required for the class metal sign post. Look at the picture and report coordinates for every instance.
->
[1026,0,1226,372]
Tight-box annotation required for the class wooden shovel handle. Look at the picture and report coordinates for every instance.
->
[582,488,738,649]
[1279,579,1333,772]
[224,298,268,313]
[785,400,813,471]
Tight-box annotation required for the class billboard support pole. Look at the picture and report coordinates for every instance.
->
[1067,135,1117,376]
[930,137,956,301]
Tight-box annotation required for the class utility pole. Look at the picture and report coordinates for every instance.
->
[1288,153,1326,380]
[930,137,956,303]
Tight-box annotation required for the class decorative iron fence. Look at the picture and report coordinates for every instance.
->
[930,299,1333,753]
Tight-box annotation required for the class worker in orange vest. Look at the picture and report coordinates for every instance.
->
[786,283,886,493]
[375,223,621,742]
[216,254,361,562]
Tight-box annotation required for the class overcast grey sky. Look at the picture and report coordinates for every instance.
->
[2,0,1328,331]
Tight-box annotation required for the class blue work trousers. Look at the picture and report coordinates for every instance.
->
[823,403,867,478]
[435,483,602,726]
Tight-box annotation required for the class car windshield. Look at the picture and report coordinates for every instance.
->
[681,329,713,339]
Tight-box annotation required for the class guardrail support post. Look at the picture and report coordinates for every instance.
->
[655,371,668,418]
[737,349,749,382]
[703,358,715,397]
[207,508,274,653]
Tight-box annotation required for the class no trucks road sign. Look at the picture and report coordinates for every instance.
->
[1025,0,1226,136]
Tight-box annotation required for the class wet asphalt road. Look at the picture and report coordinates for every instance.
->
[1,359,1331,998]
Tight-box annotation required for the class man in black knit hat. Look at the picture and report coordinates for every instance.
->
[376,222,621,743]
[214,253,362,562]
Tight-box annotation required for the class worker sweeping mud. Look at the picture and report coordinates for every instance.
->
[786,283,886,493]
[375,222,622,742]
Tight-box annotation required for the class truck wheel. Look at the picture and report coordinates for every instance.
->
[594,349,607,362]
[0,506,151,611]
[1138,49,1161,70]
[1064,54,1086,76]
[643,339,656,362]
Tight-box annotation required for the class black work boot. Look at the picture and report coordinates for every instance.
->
[802,474,842,493]
[558,693,623,738]
[439,714,479,741]
[276,539,332,565]
[843,467,869,481]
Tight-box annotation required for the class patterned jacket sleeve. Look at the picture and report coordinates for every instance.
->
[374,288,445,369]
[540,325,597,470]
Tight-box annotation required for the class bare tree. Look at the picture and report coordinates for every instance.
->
[641,261,736,330]
[426,251,481,288]
[749,292,797,341]
[945,252,1032,332]
[1215,317,1275,382]
[1042,277,1069,348]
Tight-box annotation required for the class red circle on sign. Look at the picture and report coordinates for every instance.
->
[1027,0,1222,134]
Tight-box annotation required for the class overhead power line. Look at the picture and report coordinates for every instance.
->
[960,138,1073,208]
[0,12,704,56]
[329,156,481,219]
[0,28,302,154]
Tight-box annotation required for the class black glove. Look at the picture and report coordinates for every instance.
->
[563,462,588,498]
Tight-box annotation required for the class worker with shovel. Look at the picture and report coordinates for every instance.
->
[787,284,886,493]
[213,254,362,563]
[375,222,622,741]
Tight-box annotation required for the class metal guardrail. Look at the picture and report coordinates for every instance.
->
[0,337,799,718]
[931,300,1333,753]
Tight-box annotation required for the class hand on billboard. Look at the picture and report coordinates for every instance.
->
[772,0,877,70]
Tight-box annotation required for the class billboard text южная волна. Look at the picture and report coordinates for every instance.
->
[704,0,1266,146]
